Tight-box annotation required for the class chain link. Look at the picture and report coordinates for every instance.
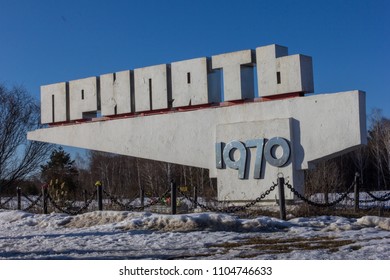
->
[47,190,97,215]
[365,191,390,202]
[22,193,43,212]
[103,190,139,211]
[285,181,355,207]
[345,195,376,204]
[5,180,390,215]
[22,193,37,204]
[178,182,278,213]
[0,196,15,209]
[103,188,171,211]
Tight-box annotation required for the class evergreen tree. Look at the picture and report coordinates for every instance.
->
[41,147,78,203]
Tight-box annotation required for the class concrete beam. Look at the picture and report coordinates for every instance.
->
[29,91,366,201]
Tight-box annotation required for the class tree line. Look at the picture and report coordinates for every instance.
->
[1,83,390,201]
[305,108,390,195]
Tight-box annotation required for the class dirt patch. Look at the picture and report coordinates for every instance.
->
[209,236,355,258]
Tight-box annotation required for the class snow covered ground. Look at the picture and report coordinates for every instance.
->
[0,209,390,260]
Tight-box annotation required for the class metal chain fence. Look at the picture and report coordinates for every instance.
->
[2,176,390,216]
[47,190,97,215]
[285,181,355,207]
[0,195,15,210]
[345,195,376,204]
[22,193,43,212]
[365,191,390,202]
[103,188,171,211]
[178,182,278,213]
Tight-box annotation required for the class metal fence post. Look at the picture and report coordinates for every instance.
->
[42,186,48,214]
[96,181,103,211]
[17,187,22,210]
[278,177,287,220]
[83,189,88,204]
[171,180,177,215]
[379,205,384,217]
[140,188,145,208]
[354,172,360,213]
[193,185,198,209]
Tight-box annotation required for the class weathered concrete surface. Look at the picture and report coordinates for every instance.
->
[256,44,314,97]
[40,44,313,124]
[212,49,255,101]
[100,70,132,116]
[69,77,99,120]
[41,82,67,123]
[134,64,169,112]
[28,90,366,201]
[216,118,302,200]
[171,57,218,107]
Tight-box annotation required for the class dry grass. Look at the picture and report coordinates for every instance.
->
[234,203,390,219]
[290,204,390,218]
[208,235,356,258]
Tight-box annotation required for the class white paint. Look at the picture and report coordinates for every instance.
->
[216,119,301,200]
[31,45,363,202]
[256,44,314,97]
[134,64,168,112]
[69,77,98,120]
[40,82,67,123]
[40,44,314,124]
[100,70,132,116]
[171,57,209,107]
[212,49,255,101]
[28,91,366,201]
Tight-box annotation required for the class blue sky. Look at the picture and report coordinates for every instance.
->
[0,1,389,131]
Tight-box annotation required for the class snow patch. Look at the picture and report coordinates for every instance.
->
[63,211,291,232]
[0,210,33,222]
[65,211,142,228]
[1,210,390,259]
[357,216,390,231]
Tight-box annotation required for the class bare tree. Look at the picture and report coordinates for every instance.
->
[379,118,390,189]
[305,159,343,202]
[0,84,51,191]
[350,146,369,184]
[368,108,389,189]
[83,150,140,197]
[78,150,216,201]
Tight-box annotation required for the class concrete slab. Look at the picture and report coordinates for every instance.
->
[28,90,366,201]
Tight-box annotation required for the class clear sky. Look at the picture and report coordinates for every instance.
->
[0,0,389,116]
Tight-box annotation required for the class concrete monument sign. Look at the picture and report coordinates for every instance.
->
[28,44,367,201]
